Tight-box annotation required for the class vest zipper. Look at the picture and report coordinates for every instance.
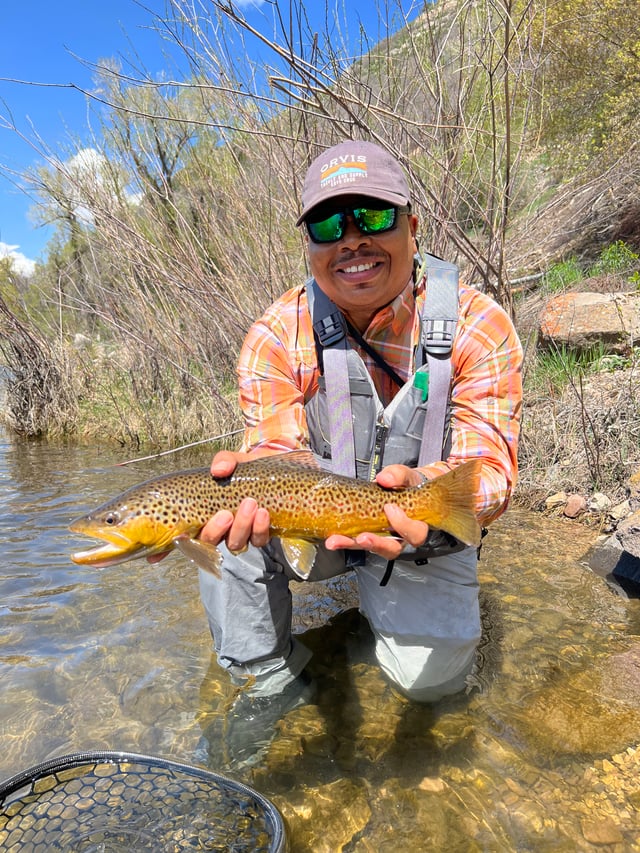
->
[369,421,388,481]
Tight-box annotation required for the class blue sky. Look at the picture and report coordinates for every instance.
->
[0,0,421,275]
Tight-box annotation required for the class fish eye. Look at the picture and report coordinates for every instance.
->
[104,511,120,525]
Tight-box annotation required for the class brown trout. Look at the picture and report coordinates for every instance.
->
[69,451,482,578]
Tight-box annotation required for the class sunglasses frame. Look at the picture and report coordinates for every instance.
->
[305,203,411,244]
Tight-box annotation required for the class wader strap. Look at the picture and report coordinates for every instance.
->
[379,559,395,587]
[307,279,356,478]
[418,254,459,467]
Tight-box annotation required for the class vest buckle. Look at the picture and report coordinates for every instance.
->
[423,318,457,354]
[313,312,346,347]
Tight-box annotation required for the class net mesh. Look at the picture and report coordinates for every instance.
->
[0,751,286,852]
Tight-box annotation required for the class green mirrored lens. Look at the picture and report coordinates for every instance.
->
[307,212,345,243]
[306,205,405,242]
[354,207,396,233]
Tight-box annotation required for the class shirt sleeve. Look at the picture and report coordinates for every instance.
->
[420,286,523,525]
[236,293,316,453]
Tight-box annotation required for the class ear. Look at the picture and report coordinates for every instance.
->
[408,213,419,252]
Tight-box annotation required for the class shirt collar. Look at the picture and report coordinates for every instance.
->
[365,273,426,338]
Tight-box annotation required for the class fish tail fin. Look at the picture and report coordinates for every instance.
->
[427,459,483,547]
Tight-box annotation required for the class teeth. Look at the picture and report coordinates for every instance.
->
[343,262,376,273]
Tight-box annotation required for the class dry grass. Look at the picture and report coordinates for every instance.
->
[0,293,77,438]
[517,365,640,508]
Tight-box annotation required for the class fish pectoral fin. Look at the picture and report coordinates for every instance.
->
[280,537,317,580]
[173,536,221,579]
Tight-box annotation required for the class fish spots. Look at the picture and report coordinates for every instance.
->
[69,455,482,567]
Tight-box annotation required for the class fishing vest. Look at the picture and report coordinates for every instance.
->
[304,253,466,566]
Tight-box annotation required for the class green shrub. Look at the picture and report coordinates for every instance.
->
[588,240,639,276]
[542,258,584,293]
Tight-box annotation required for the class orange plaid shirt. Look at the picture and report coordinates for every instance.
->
[237,276,522,524]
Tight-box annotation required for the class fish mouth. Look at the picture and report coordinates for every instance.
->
[69,521,162,567]
[69,540,158,567]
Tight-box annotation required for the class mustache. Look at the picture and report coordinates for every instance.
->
[332,252,381,269]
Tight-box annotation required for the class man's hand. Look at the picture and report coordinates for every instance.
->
[198,449,274,553]
[324,464,429,560]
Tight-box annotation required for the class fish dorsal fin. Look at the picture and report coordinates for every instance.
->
[270,450,323,471]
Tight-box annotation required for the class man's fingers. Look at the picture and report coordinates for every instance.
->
[325,503,429,560]
[376,464,424,490]
[210,450,241,478]
[199,510,234,545]
[250,507,271,548]
[383,503,429,547]
[226,498,258,552]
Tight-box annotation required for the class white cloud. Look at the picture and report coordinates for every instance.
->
[58,147,140,225]
[68,148,105,171]
[0,242,36,278]
[62,148,108,226]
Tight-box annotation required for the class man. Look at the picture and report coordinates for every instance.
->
[195,140,522,766]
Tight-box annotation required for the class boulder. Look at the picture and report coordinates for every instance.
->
[564,493,587,518]
[586,531,640,597]
[615,509,640,561]
[538,290,640,352]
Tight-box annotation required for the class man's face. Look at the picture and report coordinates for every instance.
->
[305,194,419,331]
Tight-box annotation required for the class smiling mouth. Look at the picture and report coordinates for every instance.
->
[339,261,380,274]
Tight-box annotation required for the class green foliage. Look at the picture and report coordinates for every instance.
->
[527,343,607,396]
[534,0,640,170]
[542,258,583,293]
[587,240,640,277]
[540,242,640,295]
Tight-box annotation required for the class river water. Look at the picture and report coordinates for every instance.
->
[1,429,640,850]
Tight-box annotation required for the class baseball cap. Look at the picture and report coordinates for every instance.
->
[296,140,411,225]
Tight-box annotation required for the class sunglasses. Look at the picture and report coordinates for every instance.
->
[305,203,411,244]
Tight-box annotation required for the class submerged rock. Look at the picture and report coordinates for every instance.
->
[511,646,640,757]
[275,778,371,852]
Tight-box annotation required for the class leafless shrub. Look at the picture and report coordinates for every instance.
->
[0,292,77,437]
[1,0,549,442]
[517,351,640,507]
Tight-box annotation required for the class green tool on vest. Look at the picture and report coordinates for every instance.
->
[414,371,429,402]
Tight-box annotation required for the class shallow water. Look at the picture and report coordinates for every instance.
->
[1,430,639,850]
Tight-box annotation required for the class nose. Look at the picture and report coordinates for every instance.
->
[340,214,370,247]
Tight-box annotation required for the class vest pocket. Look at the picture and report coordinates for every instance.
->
[305,376,379,473]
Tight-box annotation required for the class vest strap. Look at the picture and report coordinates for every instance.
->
[418,255,459,467]
[307,280,356,477]
[322,345,357,477]
[313,311,346,348]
